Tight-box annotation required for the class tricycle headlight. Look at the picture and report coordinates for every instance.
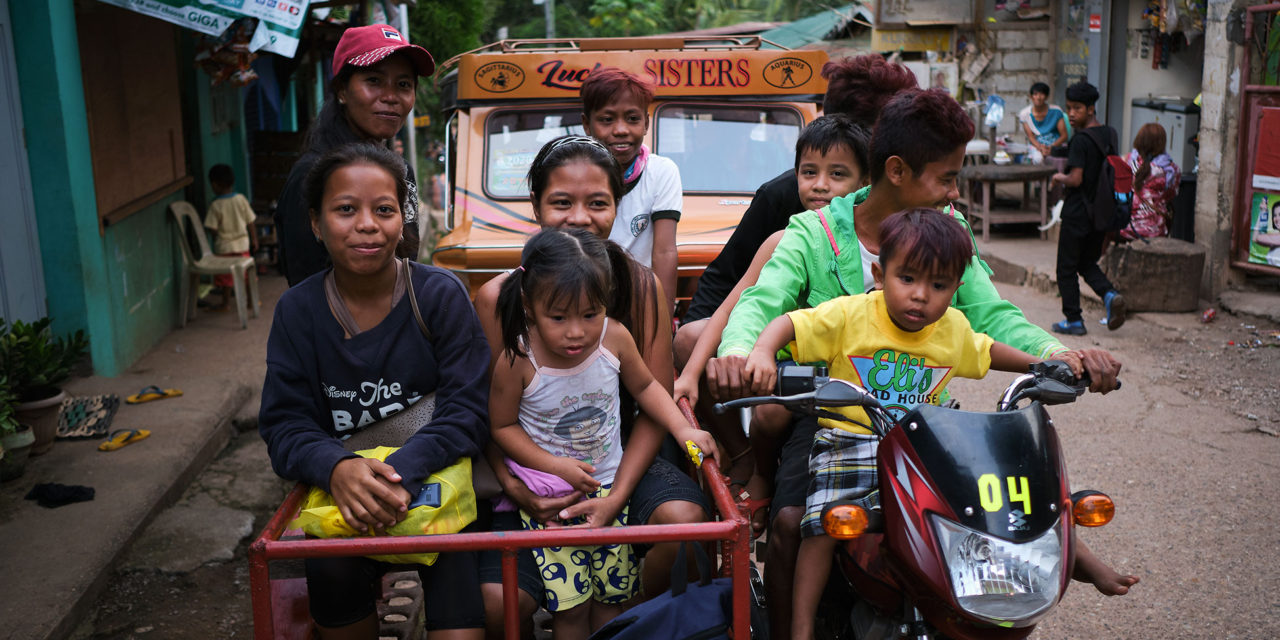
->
[931,515,1063,623]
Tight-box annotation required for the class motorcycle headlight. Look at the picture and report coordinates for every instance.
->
[931,515,1063,623]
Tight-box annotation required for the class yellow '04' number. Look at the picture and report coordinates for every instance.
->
[977,474,1032,514]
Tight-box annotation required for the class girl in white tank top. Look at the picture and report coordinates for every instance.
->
[488,228,720,635]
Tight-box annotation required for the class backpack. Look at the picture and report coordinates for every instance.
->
[588,543,736,640]
[1080,126,1135,233]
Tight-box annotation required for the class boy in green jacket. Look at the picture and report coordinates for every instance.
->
[710,88,1132,637]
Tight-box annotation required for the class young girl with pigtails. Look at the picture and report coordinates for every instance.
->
[487,227,718,640]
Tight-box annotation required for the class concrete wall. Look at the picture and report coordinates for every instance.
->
[1117,1,1205,145]
[1195,0,1248,299]
[974,24,1057,138]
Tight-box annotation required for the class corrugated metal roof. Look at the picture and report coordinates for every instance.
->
[759,3,874,49]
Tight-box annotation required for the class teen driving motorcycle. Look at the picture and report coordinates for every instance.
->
[718,360,1124,640]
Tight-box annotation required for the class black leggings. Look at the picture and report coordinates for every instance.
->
[305,535,485,630]
[1056,211,1115,322]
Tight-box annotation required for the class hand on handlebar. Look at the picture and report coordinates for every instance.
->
[743,349,778,396]
[705,355,751,400]
[1075,348,1122,393]
[1053,351,1085,380]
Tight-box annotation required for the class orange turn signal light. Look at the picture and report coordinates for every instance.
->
[1072,493,1115,527]
[822,504,870,539]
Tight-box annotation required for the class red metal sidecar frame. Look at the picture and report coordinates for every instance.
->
[248,402,752,639]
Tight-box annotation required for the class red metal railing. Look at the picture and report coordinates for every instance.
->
[248,399,751,639]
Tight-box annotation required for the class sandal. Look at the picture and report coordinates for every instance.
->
[125,385,183,404]
[98,429,151,452]
[730,481,772,541]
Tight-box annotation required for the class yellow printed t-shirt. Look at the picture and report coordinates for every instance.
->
[788,290,994,434]
[204,193,256,254]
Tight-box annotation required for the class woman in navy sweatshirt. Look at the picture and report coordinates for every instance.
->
[259,143,488,640]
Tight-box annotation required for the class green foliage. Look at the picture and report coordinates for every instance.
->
[0,376,17,436]
[0,319,89,402]
[409,0,490,64]
[588,0,663,36]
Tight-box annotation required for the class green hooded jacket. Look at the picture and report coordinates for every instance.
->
[718,185,1066,360]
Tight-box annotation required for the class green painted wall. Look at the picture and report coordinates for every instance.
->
[10,0,99,355]
[98,197,183,373]
[10,1,211,376]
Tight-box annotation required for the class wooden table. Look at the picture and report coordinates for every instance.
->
[955,164,1057,241]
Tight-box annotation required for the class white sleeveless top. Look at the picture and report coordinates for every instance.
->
[517,319,624,484]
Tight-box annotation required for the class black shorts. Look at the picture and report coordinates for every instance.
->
[305,523,484,630]
[476,507,546,606]
[770,413,822,522]
[628,455,713,555]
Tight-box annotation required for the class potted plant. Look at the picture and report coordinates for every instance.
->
[0,376,35,481]
[0,319,88,456]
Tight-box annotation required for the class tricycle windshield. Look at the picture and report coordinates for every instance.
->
[900,403,1064,542]
[485,109,585,199]
[656,104,802,194]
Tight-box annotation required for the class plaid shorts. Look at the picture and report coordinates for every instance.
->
[800,428,880,538]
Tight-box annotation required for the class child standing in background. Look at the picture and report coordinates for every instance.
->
[581,68,681,312]
[204,164,258,310]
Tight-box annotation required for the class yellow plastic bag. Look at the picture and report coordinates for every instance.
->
[289,446,477,566]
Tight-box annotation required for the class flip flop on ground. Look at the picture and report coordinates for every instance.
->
[125,386,183,404]
[98,429,151,452]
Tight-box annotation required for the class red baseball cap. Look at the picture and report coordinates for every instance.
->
[332,24,435,79]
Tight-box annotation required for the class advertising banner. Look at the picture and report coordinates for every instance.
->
[1248,192,1280,267]
[96,0,310,57]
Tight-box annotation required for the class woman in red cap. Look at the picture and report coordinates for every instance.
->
[275,23,435,288]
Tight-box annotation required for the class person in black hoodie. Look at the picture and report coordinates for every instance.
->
[259,143,488,640]
[275,23,434,287]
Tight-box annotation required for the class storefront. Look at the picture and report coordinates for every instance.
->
[1234,3,1280,277]
[3,0,315,375]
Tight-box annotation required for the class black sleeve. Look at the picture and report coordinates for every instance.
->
[258,291,356,492]
[276,153,332,287]
[383,267,491,494]
[1066,133,1090,173]
[684,170,803,322]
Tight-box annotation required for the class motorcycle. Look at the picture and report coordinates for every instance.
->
[715,361,1117,640]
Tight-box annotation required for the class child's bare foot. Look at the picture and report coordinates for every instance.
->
[1088,568,1140,596]
[1073,541,1139,596]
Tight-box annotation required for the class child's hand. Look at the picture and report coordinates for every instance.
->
[1054,351,1085,380]
[673,373,699,407]
[675,427,720,467]
[552,457,601,494]
[743,349,778,396]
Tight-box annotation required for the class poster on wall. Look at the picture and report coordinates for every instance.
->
[1247,192,1280,267]
[1252,108,1280,190]
[96,0,310,57]
[904,61,959,98]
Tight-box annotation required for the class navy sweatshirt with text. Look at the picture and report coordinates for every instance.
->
[259,262,490,496]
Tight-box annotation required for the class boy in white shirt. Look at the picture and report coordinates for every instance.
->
[581,68,681,311]
[203,164,257,310]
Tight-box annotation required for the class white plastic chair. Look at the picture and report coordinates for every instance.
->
[169,201,260,329]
